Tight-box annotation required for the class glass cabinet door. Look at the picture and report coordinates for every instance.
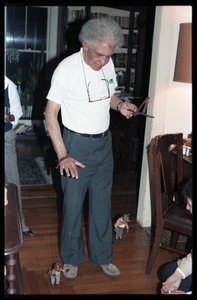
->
[5,6,48,119]
[6,6,47,51]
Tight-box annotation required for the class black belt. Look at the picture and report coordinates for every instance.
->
[65,127,109,138]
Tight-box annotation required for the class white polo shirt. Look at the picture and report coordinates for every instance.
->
[46,48,117,134]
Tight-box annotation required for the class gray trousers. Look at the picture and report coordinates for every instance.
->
[4,129,29,231]
[60,128,114,266]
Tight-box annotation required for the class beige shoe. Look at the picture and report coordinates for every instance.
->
[101,263,121,277]
[63,264,78,279]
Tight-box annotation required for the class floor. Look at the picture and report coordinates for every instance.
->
[15,135,180,295]
[18,179,180,295]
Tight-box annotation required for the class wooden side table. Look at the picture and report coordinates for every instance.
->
[4,183,24,295]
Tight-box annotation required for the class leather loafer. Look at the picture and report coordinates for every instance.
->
[23,229,34,237]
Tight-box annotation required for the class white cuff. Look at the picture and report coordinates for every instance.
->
[176,267,186,279]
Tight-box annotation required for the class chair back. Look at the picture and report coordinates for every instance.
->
[145,133,192,274]
[148,133,184,225]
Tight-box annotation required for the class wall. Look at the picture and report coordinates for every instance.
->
[137,6,192,227]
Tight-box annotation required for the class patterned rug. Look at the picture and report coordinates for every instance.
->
[143,227,187,251]
[17,157,53,185]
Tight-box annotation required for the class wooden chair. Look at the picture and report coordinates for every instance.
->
[145,133,192,274]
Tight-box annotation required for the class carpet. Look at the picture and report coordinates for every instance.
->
[143,227,187,251]
[17,156,53,185]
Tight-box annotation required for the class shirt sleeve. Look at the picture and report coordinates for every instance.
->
[176,251,192,278]
[7,78,23,127]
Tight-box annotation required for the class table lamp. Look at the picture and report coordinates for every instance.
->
[173,23,192,83]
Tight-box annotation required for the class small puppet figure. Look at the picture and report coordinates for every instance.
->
[114,214,130,243]
[48,262,64,288]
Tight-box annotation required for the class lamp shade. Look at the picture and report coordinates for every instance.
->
[173,23,192,83]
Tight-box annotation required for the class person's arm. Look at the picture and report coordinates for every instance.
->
[7,80,23,126]
[161,270,183,294]
[161,251,192,294]
[176,252,192,278]
[45,100,85,178]
[110,94,137,119]
[45,100,67,160]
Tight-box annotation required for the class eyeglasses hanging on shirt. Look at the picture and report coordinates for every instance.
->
[81,56,110,102]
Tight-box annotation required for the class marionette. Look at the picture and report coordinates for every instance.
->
[48,262,64,288]
[114,214,130,243]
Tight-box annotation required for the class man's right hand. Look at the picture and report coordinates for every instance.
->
[58,155,85,178]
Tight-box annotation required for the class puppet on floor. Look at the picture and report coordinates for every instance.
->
[114,214,130,243]
[48,262,64,288]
